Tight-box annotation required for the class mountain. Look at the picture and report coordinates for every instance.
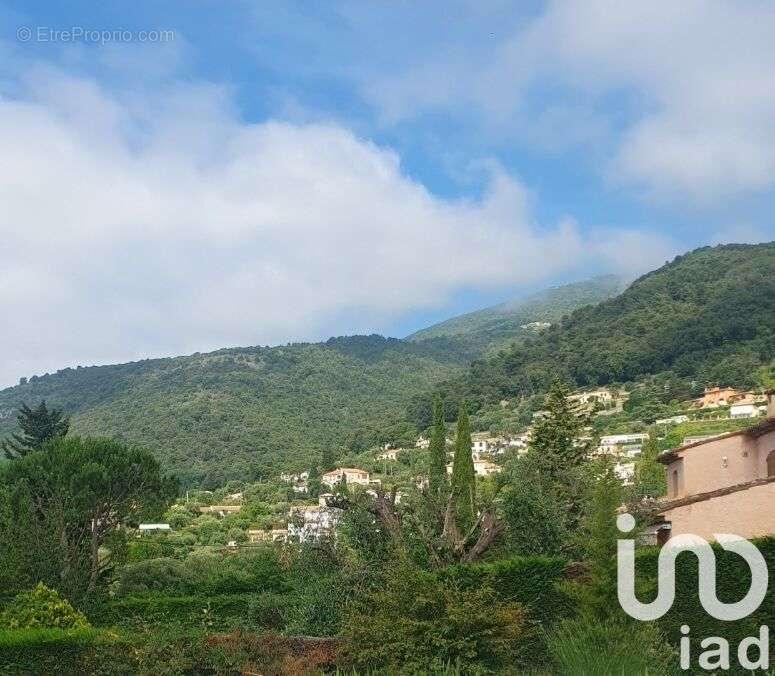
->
[0,336,469,486]
[407,275,628,354]
[438,243,775,413]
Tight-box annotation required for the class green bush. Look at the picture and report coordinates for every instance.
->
[92,592,289,631]
[440,555,572,666]
[0,628,98,675]
[547,616,677,675]
[0,583,90,630]
[635,536,775,656]
[341,562,526,674]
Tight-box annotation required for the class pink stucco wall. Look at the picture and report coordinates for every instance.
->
[663,481,775,541]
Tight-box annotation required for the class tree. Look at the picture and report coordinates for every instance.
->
[527,378,592,537]
[321,447,336,472]
[427,394,447,496]
[499,455,567,557]
[450,401,475,531]
[1,401,70,460]
[307,463,321,498]
[633,434,667,499]
[529,379,588,483]
[0,436,177,600]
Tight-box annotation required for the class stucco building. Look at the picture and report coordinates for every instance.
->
[656,390,775,543]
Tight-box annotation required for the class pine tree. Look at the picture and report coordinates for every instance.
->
[450,401,475,531]
[529,378,588,485]
[321,447,336,472]
[428,395,448,496]
[307,463,321,498]
[1,401,70,460]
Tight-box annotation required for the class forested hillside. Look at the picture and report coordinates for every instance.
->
[408,275,627,354]
[424,243,775,420]
[0,337,468,486]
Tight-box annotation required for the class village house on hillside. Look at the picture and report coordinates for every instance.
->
[694,385,743,408]
[321,467,371,487]
[288,494,341,542]
[198,505,242,517]
[656,390,775,543]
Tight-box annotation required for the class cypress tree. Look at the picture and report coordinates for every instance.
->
[1,401,70,460]
[321,447,336,472]
[450,400,475,531]
[428,395,447,496]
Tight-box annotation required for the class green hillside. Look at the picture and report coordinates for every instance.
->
[430,243,775,416]
[0,336,468,486]
[407,275,627,354]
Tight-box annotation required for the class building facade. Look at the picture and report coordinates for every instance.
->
[657,390,775,542]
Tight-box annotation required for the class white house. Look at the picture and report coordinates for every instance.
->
[598,433,649,455]
[446,459,501,477]
[377,448,400,461]
[730,403,758,419]
[321,467,370,487]
[138,523,171,534]
[287,495,341,542]
[655,415,690,425]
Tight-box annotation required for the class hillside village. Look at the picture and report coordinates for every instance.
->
[139,382,774,548]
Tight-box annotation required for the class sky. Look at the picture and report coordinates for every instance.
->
[1,1,774,387]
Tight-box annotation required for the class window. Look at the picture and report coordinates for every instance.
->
[767,450,775,478]
[672,469,680,497]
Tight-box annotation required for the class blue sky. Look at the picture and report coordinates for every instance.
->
[1,1,774,385]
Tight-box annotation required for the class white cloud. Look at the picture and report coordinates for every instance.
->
[358,0,775,203]
[0,58,675,387]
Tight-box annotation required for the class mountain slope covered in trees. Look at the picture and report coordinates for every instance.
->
[0,337,469,486]
[428,243,775,418]
[407,275,627,354]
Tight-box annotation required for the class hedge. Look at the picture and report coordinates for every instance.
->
[0,628,99,675]
[90,592,287,630]
[439,555,573,665]
[635,535,775,654]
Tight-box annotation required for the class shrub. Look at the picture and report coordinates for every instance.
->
[341,562,526,674]
[547,615,678,675]
[0,628,98,675]
[0,583,90,630]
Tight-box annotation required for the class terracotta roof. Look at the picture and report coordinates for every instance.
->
[658,475,775,512]
[322,467,368,475]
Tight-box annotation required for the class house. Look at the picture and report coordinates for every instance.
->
[287,494,341,542]
[568,389,614,406]
[415,436,430,449]
[321,467,370,487]
[377,448,400,461]
[138,523,171,534]
[696,386,742,408]
[730,403,758,419]
[655,415,690,426]
[656,390,775,542]
[598,433,649,455]
[247,528,288,543]
[198,505,242,516]
[446,459,501,477]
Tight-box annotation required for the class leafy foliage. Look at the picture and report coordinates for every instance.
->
[341,561,526,674]
[1,584,90,630]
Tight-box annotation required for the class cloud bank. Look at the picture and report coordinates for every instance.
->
[0,56,675,386]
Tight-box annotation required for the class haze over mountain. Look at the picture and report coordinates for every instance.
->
[0,274,616,485]
[1,243,772,485]
[408,275,628,354]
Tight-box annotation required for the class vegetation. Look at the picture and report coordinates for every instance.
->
[408,274,627,354]
[1,401,69,460]
[0,336,469,485]
[422,243,775,426]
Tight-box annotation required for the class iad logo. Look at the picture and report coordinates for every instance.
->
[616,513,770,671]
